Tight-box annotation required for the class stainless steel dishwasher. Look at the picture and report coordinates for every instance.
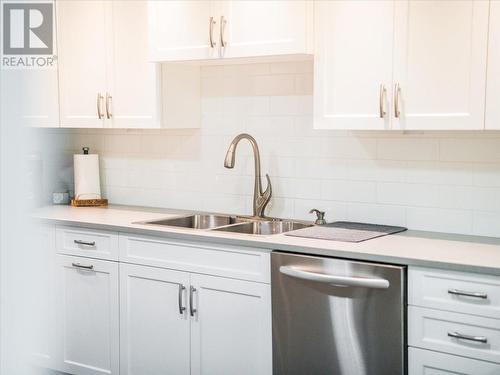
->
[272,251,406,375]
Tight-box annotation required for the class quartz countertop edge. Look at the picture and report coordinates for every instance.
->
[33,205,500,276]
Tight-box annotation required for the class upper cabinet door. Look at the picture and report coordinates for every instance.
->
[120,264,190,375]
[219,0,312,59]
[110,1,161,128]
[148,1,218,61]
[392,0,489,130]
[486,1,500,130]
[57,0,108,128]
[190,274,272,375]
[313,1,395,130]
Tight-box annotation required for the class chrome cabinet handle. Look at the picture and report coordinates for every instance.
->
[178,284,186,315]
[189,286,197,316]
[72,262,94,270]
[448,288,488,299]
[96,93,104,119]
[279,266,390,289]
[448,331,488,344]
[105,92,112,119]
[220,16,227,48]
[209,16,216,48]
[394,83,401,118]
[379,84,386,118]
[74,239,96,246]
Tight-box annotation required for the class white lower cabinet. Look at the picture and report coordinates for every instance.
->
[190,273,272,375]
[55,255,119,375]
[409,347,500,375]
[49,226,272,375]
[408,266,500,375]
[120,264,272,375]
[119,264,191,375]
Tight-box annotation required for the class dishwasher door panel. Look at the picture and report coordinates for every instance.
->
[272,251,405,375]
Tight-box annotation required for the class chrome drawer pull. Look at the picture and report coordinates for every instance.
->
[105,92,113,119]
[448,331,488,344]
[220,16,227,48]
[72,262,94,270]
[97,93,104,119]
[209,16,216,48]
[189,286,197,317]
[178,284,186,315]
[74,239,96,246]
[379,84,386,118]
[394,82,401,118]
[448,288,488,299]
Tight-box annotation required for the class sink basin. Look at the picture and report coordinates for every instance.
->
[212,220,312,235]
[141,214,238,229]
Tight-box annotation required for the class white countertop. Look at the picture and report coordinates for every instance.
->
[34,205,500,275]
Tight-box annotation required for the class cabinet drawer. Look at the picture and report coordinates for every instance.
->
[119,234,270,283]
[56,226,119,261]
[409,306,500,364]
[409,347,500,375]
[409,267,500,319]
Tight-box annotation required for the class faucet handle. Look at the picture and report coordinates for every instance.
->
[309,208,326,225]
[264,174,272,197]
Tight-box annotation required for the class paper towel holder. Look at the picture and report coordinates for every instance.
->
[71,146,108,207]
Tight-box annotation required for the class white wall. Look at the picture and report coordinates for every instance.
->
[50,60,500,237]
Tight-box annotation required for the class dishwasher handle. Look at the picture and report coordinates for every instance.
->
[279,266,390,289]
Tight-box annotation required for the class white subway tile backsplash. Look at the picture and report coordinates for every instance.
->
[440,138,500,162]
[321,137,378,159]
[404,161,475,186]
[473,211,500,237]
[346,159,406,182]
[377,138,439,161]
[474,164,500,187]
[59,61,500,235]
[321,180,377,203]
[104,134,142,154]
[377,182,439,207]
[406,207,473,235]
[253,74,296,96]
[347,203,406,227]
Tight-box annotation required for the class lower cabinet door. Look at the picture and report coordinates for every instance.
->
[120,263,190,375]
[190,274,272,375]
[409,347,500,375]
[55,255,119,375]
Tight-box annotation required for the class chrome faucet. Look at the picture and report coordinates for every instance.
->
[224,133,272,218]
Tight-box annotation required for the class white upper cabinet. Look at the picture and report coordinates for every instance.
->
[109,1,161,128]
[314,0,490,131]
[148,1,218,61]
[148,0,312,62]
[2,68,60,128]
[57,0,194,129]
[313,1,395,130]
[219,1,312,59]
[392,0,489,130]
[486,1,500,130]
[57,0,108,128]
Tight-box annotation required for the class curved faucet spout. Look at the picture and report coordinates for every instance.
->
[224,133,272,218]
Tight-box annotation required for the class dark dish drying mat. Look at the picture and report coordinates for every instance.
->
[285,221,407,243]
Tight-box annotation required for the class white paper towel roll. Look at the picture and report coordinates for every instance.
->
[74,153,101,200]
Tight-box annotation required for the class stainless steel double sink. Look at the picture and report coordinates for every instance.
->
[138,214,312,235]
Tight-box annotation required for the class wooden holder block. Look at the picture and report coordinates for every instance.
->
[70,199,108,207]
